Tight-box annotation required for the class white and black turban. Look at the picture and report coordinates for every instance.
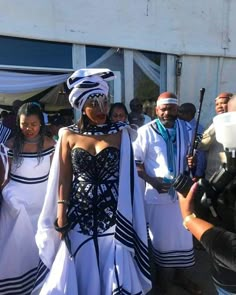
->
[67,68,115,111]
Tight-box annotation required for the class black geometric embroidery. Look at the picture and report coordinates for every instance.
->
[67,147,119,236]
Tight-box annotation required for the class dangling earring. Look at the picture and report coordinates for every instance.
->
[82,111,86,115]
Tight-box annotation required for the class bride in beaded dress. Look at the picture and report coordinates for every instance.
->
[34,69,152,295]
[0,102,55,295]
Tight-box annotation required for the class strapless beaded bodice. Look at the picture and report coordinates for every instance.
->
[67,147,120,236]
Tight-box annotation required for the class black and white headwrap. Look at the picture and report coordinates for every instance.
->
[67,68,115,112]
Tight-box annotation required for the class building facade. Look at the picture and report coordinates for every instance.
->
[0,0,236,126]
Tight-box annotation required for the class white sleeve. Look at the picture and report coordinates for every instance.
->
[132,128,147,163]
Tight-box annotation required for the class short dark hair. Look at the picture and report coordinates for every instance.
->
[129,98,143,109]
[179,103,196,116]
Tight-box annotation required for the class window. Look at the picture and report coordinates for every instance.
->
[0,36,72,70]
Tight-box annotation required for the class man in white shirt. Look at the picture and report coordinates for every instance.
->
[133,92,202,295]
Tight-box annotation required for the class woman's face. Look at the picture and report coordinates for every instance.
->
[20,114,41,139]
[110,107,127,123]
[83,97,109,125]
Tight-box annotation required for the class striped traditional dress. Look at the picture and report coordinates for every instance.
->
[0,146,55,295]
[34,125,152,295]
[0,124,11,144]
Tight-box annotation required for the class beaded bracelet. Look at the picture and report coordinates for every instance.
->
[54,218,71,233]
[57,199,70,205]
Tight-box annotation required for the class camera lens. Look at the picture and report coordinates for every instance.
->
[173,174,194,197]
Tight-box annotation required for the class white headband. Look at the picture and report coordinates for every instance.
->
[156,98,178,106]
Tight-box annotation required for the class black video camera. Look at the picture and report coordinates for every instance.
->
[173,149,236,227]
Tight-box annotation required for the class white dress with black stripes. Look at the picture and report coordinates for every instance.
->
[0,147,55,295]
[34,126,152,295]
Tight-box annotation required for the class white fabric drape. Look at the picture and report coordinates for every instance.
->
[89,48,161,86]
[40,85,71,108]
[88,48,117,68]
[0,48,161,103]
[133,51,160,86]
[0,71,70,94]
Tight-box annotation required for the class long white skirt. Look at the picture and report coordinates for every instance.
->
[40,224,148,295]
[146,202,195,268]
[0,187,41,294]
[0,151,53,295]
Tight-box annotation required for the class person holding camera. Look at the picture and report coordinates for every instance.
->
[177,96,236,294]
[178,181,236,294]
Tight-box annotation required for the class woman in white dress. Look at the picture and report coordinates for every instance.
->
[34,69,152,295]
[0,102,55,295]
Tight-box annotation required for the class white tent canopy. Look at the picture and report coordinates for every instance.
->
[0,49,161,112]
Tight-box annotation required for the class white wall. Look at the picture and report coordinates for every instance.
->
[0,0,236,57]
[1,0,236,124]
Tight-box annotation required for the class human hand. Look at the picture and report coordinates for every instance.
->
[136,162,146,179]
[177,182,198,219]
[148,176,172,193]
[55,216,69,240]
[192,176,200,182]
[136,163,172,193]
[187,155,196,169]
[1,179,9,190]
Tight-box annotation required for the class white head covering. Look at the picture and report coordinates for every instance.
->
[67,68,115,111]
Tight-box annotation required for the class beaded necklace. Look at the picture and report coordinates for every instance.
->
[68,121,128,135]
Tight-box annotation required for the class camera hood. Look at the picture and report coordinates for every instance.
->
[213,112,236,150]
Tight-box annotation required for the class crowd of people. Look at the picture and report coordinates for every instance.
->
[0,68,235,295]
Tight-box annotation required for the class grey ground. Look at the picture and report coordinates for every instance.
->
[148,246,217,295]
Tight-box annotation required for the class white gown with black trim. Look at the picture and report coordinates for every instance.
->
[34,124,152,295]
[0,147,55,295]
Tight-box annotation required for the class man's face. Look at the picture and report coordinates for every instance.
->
[156,103,178,128]
[130,100,143,114]
[215,97,229,114]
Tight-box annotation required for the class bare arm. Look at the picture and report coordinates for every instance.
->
[57,131,73,233]
[0,142,12,188]
[178,182,214,241]
[0,157,4,186]
[182,216,214,241]
[178,183,236,272]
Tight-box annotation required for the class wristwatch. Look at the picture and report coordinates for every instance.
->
[183,213,196,230]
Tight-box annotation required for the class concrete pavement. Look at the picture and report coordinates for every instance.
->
[148,248,217,295]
